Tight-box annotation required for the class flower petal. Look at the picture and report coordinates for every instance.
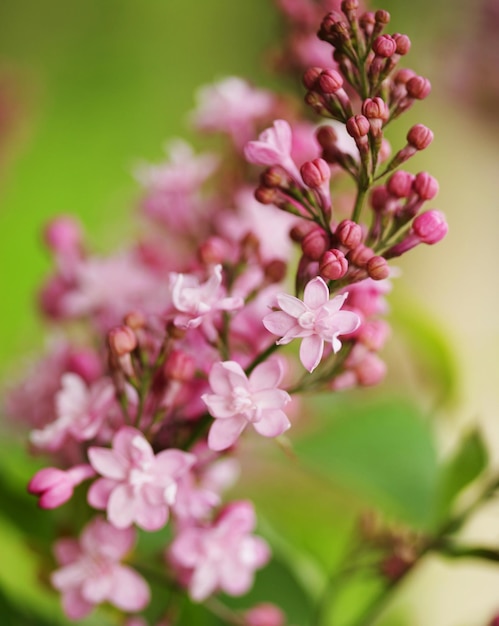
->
[299,334,324,372]
[87,447,127,480]
[253,409,291,438]
[208,416,247,451]
[303,277,329,310]
[107,484,136,528]
[276,293,307,317]
[262,310,297,337]
[108,565,151,612]
[248,357,284,391]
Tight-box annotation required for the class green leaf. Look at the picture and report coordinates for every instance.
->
[434,429,488,523]
[295,395,439,530]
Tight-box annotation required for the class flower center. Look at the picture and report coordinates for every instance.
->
[298,310,316,330]
[230,386,256,416]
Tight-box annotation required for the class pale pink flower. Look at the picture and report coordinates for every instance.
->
[30,373,115,451]
[244,119,302,182]
[51,517,150,619]
[87,427,195,530]
[28,464,96,509]
[202,358,291,451]
[245,603,286,626]
[263,277,361,372]
[169,501,270,601]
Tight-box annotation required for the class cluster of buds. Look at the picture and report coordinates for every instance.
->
[4,2,448,624]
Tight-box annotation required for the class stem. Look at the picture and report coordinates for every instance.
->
[245,341,280,376]
[351,181,368,223]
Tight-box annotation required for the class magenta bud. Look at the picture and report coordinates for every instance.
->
[264,259,287,283]
[164,350,196,382]
[320,248,348,280]
[362,97,389,121]
[412,172,439,200]
[372,34,397,57]
[346,114,370,139]
[28,465,95,509]
[412,210,448,244]
[393,68,416,85]
[366,255,390,280]
[198,236,228,265]
[302,67,322,90]
[67,349,102,384]
[335,219,363,249]
[318,69,344,94]
[44,216,82,253]
[407,124,434,150]
[244,603,286,626]
[348,244,375,267]
[375,9,390,24]
[387,170,415,198]
[370,186,390,212]
[406,75,432,99]
[393,33,411,55]
[301,158,331,188]
[108,325,137,356]
[316,124,338,149]
[290,222,315,243]
[301,227,330,261]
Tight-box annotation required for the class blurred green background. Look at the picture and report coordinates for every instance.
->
[1,0,498,624]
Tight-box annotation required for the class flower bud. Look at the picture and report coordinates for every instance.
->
[316,124,338,149]
[108,325,137,357]
[264,259,287,283]
[375,9,390,25]
[320,249,348,280]
[348,244,375,267]
[362,97,389,121]
[489,615,499,626]
[412,210,448,244]
[124,310,147,330]
[164,350,196,382]
[370,186,390,212]
[393,33,411,55]
[302,67,322,90]
[301,227,330,260]
[393,68,416,85]
[387,170,414,198]
[261,166,290,189]
[198,236,228,265]
[406,75,431,99]
[346,114,370,139]
[335,219,363,249]
[290,221,315,242]
[301,158,331,188]
[67,349,102,384]
[28,465,95,509]
[356,353,387,386]
[341,0,359,12]
[255,186,280,205]
[244,603,286,626]
[407,124,434,150]
[359,11,375,35]
[44,216,82,254]
[412,172,439,200]
[318,69,344,94]
[366,255,390,280]
[372,34,397,57]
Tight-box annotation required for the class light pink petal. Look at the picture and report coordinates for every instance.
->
[108,565,151,612]
[243,536,271,567]
[202,393,237,418]
[81,517,135,559]
[299,334,324,372]
[113,426,151,460]
[322,291,348,314]
[107,484,136,528]
[39,482,73,509]
[208,416,247,451]
[276,293,307,318]
[82,574,112,604]
[332,336,343,353]
[244,141,281,166]
[262,310,297,337]
[332,309,362,335]
[61,588,94,620]
[154,449,195,478]
[252,388,290,410]
[217,295,244,311]
[135,501,168,531]
[253,409,291,438]
[303,277,329,310]
[87,477,115,510]
[54,538,81,566]
[218,500,256,534]
[189,561,219,601]
[169,528,201,567]
[219,563,252,596]
[248,358,284,391]
[272,119,293,153]
[208,360,246,395]
[87,447,127,480]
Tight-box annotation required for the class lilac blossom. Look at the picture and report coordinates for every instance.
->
[87,427,195,530]
[169,500,270,601]
[28,464,96,509]
[51,517,150,619]
[202,358,291,451]
[263,277,361,372]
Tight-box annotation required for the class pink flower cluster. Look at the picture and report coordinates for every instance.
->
[5,2,447,624]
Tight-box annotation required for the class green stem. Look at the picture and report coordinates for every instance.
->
[245,341,280,376]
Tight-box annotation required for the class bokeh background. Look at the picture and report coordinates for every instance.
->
[0,0,498,624]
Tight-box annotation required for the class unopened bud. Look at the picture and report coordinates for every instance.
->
[255,186,280,205]
[244,603,286,626]
[67,349,102,383]
[44,216,82,254]
[124,311,146,330]
[407,124,434,150]
[348,244,375,266]
[393,68,416,85]
[341,0,359,12]
[108,325,137,356]
[489,615,499,626]
[412,210,448,244]
[366,255,390,280]
[346,114,370,139]
[316,124,338,149]
[164,350,196,382]
[290,221,315,242]
[335,219,363,249]
[302,227,330,261]
[320,248,348,280]
[412,172,439,200]
[370,186,390,212]
[261,166,290,189]
[387,170,415,198]
[318,69,344,94]
[375,9,390,25]
[264,259,287,283]
[392,33,411,55]
[356,353,387,386]
[303,67,322,90]
[362,97,389,121]
[198,236,228,265]
[359,11,375,34]
[406,75,431,99]
[301,158,331,188]
[372,34,397,57]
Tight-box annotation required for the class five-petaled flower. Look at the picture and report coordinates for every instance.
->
[202,358,291,451]
[263,276,361,372]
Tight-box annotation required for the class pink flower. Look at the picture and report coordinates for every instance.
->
[202,358,291,451]
[51,517,150,619]
[244,119,302,182]
[263,277,361,372]
[28,464,96,509]
[169,501,270,601]
[87,427,195,530]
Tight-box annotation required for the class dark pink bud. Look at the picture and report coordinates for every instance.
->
[393,68,416,85]
[108,325,137,356]
[335,219,363,249]
[290,221,315,242]
[261,166,290,189]
[370,186,390,212]
[359,11,375,33]
[245,603,286,626]
[348,244,375,266]
[44,216,82,254]
[406,75,431,99]
[255,186,280,205]
[316,124,338,149]
[412,210,448,244]
[407,124,434,150]
[301,158,331,188]
[264,259,287,283]
[318,69,344,94]
[341,0,359,12]
[375,9,390,25]
[66,349,102,384]
[302,227,330,261]
[372,34,397,57]
[366,255,390,280]
[164,350,196,382]
[412,172,439,200]
[362,97,389,121]
[198,236,228,265]
[124,310,147,330]
[303,67,322,90]
[320,249,348,280]
[393,33,411,55]
[387,170,415,198]
[346,115,370,139]
[489,616,499,626]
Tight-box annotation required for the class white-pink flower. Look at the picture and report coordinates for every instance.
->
[169,500,270,601]
[263,276,361,373]
[244,119,302,182]
[87,427,195,530]
[202,358,291,451]
[51,517,150,619]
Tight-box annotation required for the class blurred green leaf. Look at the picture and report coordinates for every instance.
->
[295,396,439,530]
[434,428,488,524]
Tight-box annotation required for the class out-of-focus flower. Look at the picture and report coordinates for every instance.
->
[28,464,95,509]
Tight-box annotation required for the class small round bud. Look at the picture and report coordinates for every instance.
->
[370,186,390,212]
[44,216,82,255]
[387,170,415,198]
[412,172,439,200]
[335,219,363,249]
[375,9,390,24]
[316,124,338,149]
[406,75,431,99]
[320,248,348,280]
[393,68,416,85]
[489,615,499,626]
[301,158,331,188]
[318,69,344,94]
[255,186,280,205]
[366,255,390,280]
[108,325,137,357]
[67,349,102,383]
[412,210,448,244]
[348,244,375,267]
[346,114,370,139]
[392,33,411,55]
[264,259,287,283]
[407,124,434,150]
[261,166,289,189]
[124,311,146,330]
[290,222,315,242]
[356,353,387,386]
[302,67,322,90]
[301,227,330,261]
[319,12,340,38]
[198,236,227,265]
[341,0,359,12]
[372,34,397,57]
[164,350,196,382]
[359,11,375,31]
[244,603,286,626]
[362,97,389,121]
